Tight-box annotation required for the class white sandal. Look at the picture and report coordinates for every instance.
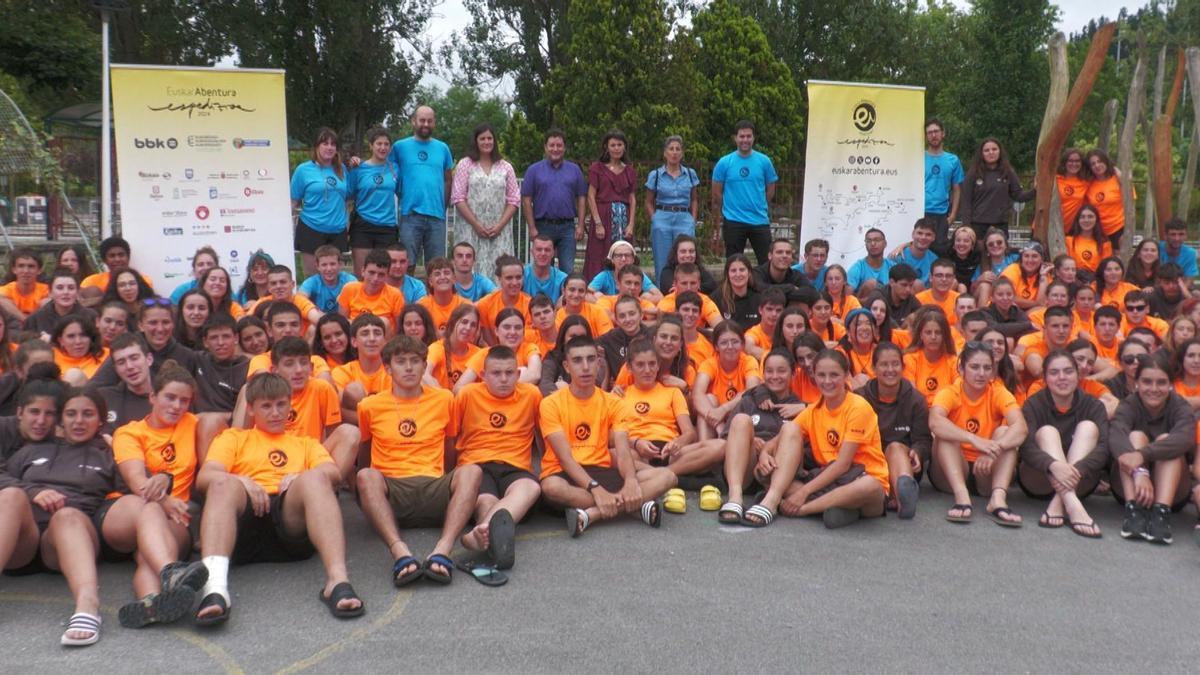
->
[61,612,101,647]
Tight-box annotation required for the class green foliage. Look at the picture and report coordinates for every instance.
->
[0,122,66,196]
[413,84,511,160]
[689,0,805,163]
[0,1,99,115]
[500,110,545,170]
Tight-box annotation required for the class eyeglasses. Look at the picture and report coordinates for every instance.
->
[1125,304,1147,312]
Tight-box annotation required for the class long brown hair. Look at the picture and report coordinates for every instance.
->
[311,127,345,179]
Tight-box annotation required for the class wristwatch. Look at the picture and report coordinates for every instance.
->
[586,480,601,492]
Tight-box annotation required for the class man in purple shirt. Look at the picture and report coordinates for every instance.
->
[521,129,588,273]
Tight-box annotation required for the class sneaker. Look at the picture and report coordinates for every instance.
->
[1120,503,1148,540]
[1144,504,1173,545]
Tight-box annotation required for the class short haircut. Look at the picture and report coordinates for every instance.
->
[888,263,917,282]
[1044,306,1072,322]
[564,334,597,356]
[495,254,523,277]
[673,262,700,278]
[676,290,702,310]
[200,313,238,339]
[349,312,386,336]
[1094,306,1122,324]
[452,240,475,255]
[1157,262,1182,281]
[363,248,391,270]
[925,116,944,131]
[1066,338,1097,355]
[913,218,936,233]
[1165,217,1187,233]
[865,228,885,239]
[269,336,311,364]
[544,128,565,143]
[265,301,301,325]
[616,263,643,281]
[804,239,829,255]
[245,372,291,404]
[425,257,452,276]
[960,310,992,327]
[930,258,956,274]
[109,332,150,355]
[529,293,554,311]
[759,287,787,308]
[267,264,293,279]
[769,238,792,252]
[733,119,755,133]
[484,345,517,367]
[1124,290,1149,306]
[99,236,131,257]
[382,334,428,362]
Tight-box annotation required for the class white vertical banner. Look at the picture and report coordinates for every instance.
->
[800,81,925,265]
[111,65,294,292]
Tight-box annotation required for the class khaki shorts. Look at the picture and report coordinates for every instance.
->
[385,471,455,528]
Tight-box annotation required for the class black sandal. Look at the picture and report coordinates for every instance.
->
[423,554,454,584]
[195,592,230,627]
[319,582,365,619]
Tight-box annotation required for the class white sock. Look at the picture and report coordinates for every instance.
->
[201,555,230,600]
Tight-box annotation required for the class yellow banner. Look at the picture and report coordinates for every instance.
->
[110,66,293,291]
[800,81,925,266]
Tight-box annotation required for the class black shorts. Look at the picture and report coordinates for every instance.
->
[548,465,624,492]
[797,456,868,499]
[349,214,399,248]
[232,492,315,565]
[295,220,349,255]
[477,462,537,498]
[92,497,130,562]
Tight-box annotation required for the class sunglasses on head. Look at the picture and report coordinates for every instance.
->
[142,297,171,308]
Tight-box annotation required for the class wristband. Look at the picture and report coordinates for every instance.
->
[1133,467,1150,478]
[158,472,175,500]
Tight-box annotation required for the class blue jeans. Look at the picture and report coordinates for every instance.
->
[399,213,446,266]
[536,220,576,273]
[650,210,696,280]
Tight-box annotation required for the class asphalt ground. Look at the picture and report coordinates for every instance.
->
[3,486,1199,673]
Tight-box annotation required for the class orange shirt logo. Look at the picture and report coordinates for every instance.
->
[287,408,298,422]
[1065,186,1075,196]
[1081,250,1092,261]
[1094,192,1105,202]
[398,419,417,437]
[268,449,288,467]
[966,418,980,433]
[450,369,463,383]
[634,401,651,414]
[1020,288,1032,298]
[489,412,507,428]
[161,443,176,464]
[574,423,592,441]
[725,386,738,400]
[925,377,938,392]
[826,429,841,447]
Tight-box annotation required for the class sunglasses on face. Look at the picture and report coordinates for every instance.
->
[1125,305,1147,312]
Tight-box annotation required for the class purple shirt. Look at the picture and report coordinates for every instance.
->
[521,159,587,220]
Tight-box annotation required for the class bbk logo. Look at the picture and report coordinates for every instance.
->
[134,137,178,150]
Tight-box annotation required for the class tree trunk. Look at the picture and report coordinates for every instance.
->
[1037,32,1069,254]
[1151,49,1186,233]
[1117,32,1148,257]
[1142,111,1156,239]
[1031,24,1115,247]
[1181,48,1200,225]
[1098,99,1119,154]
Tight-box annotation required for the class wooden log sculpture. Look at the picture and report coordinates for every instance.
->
[1151,49,1185,236]
[1117,32,1149,257]
[1181,48,1200,222]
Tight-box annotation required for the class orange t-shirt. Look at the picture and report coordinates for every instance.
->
[842,345,876,378]
[524,328,556,359]
[359,386,456,479]
[464,343,539,374]
[999,265,1040,303]
[931,380,1019,462]
[794,393,888,492]
[337,281,405,323]
[687,333,715,371]
[657,292,721,325]
[477,291,532,331]
[555,302,614,337]
[1027,308,1082,341]
[595,294,656,320]
[0,281,48,314]
[916,289,961,326]
[54,348,109,380]
[418,293,468,335]
[454,382,541,472]
[248,294,319,334]
[331,359,392,395]
[620,382,690,443]
[1085,174,1124,235]
[427,340,481,389]
[1121,315,1169,340]
[903,350,958,405]
[889,327,912,350]
[286,378,341,440]
[1057,174,1090,229]
[1097,281,1139,310]
[81,271,154,292]
[539,387,626,479]
[1064,236,1111,273]
[744,324,773,353]
[206,427,332,494]
[614,362,696,389]
[829,293,861,321]
[1026,378,1110,399]
[1094,337,1119,364]
[790,367,822,403]
[112,413,198,501]
[697,354,761,404]
[811,320,846,344]
[248,353,330,378]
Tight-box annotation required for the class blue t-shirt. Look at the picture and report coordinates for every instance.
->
[924,151,964,215]
[1161,242,1199,277]
[523,264,567,305]
[645,166,700,207]
[892,246,935,283]
[347,161,400,227]
[300,271,358,313]
[971,252,1020,282]
[790,263,828,291]
[455,273,497,302]
[398,275,428,304]
[290,161,349,233]
[712,151,778,225]
[169,279,197,304]
[390,137,454,219]
[520,159,588,220]
[847,257,894,291]
[588,269,657,295]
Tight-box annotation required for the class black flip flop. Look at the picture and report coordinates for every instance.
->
[319,582,366,619]
[945,504,973,523]
[488,509,516,571]
[423,553,454,584]
[392,555,422,587]
[987,507,1023,528]
[1068,519,1102,539]
[194,592,230,627]
[455,560,509,587]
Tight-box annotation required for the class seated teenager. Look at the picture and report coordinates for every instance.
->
[709,348,804,523]
[915,258,961,324]
[96,301,131,350]
[713,253,761,328]
[902,307,958,406]
[454,307,541,393]
[1070,284,1098,341]
[743,349,889,529]
[51,315,108,386]
[477,255,533,345]
[611,314,694,394]
[0,247,48,322]
[453,346,543,569]
[337,248,404,328]
[355,336,483,585]
[999,240,1045,311]
[1165,316,1197,356]
[657,263,722,327]
[808,293,845,347]
[857,342,928,519]
[677,291,715,370]
[1016,350,1108,538]
[89,298,198,389]
[557,274,613,336]
[1064,204,1110,284]
[888,219,938,289]
[97,333,154,433]
[1025,281,1073,332]
[524,294,558,357]
[313,313,354,369]
[80,236,153,303]
[978,325,1026,403]
[928,342,1028,526]
[744,288,786,360]
[246,265,322,338]
[1109,352,1192,545]
[111,363,211,627]
[332,314,392,425]
[693,321,762,440]
[1120,290,1169,341]
[186,315,246,414]
[1095,256,1140,309]
[197,267,245,321]
[236,315,270,357]
[417,257,468,337]
[1025,338,1119,416]
[789,332,826,404]
[424,304,482,390]
[244,302,332,383]
[300,245,358,314]
[174,289,212,351]
[194,372,364,624]
[1090,306,1123,377]
[838,307,879,388]
[450,240,498,302]
[397,304,437,347]
[982,277,1033,339]
[23,267,96,340]
[0,341,56,416]
[847,228,895,296]
[0,376,63,580]
[823,264,861,321]
[1015,305,1074,384]
[385,243,429,303]
[538,315,595,397]
[971,227,1020,304]
[539,336,676,537]
[589,241,661,304]
[595,264,660,324]
[880,262,921,327]
[598,294,651,380]
[660,234,718,297]
[99,269,154,316]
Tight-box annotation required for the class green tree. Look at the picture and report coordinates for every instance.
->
[688,0,805,163]
[0,1,99,114]
[413,84,511,160]
[109,1,232,65]
[501,109,545,170]
[540,0,688,161]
